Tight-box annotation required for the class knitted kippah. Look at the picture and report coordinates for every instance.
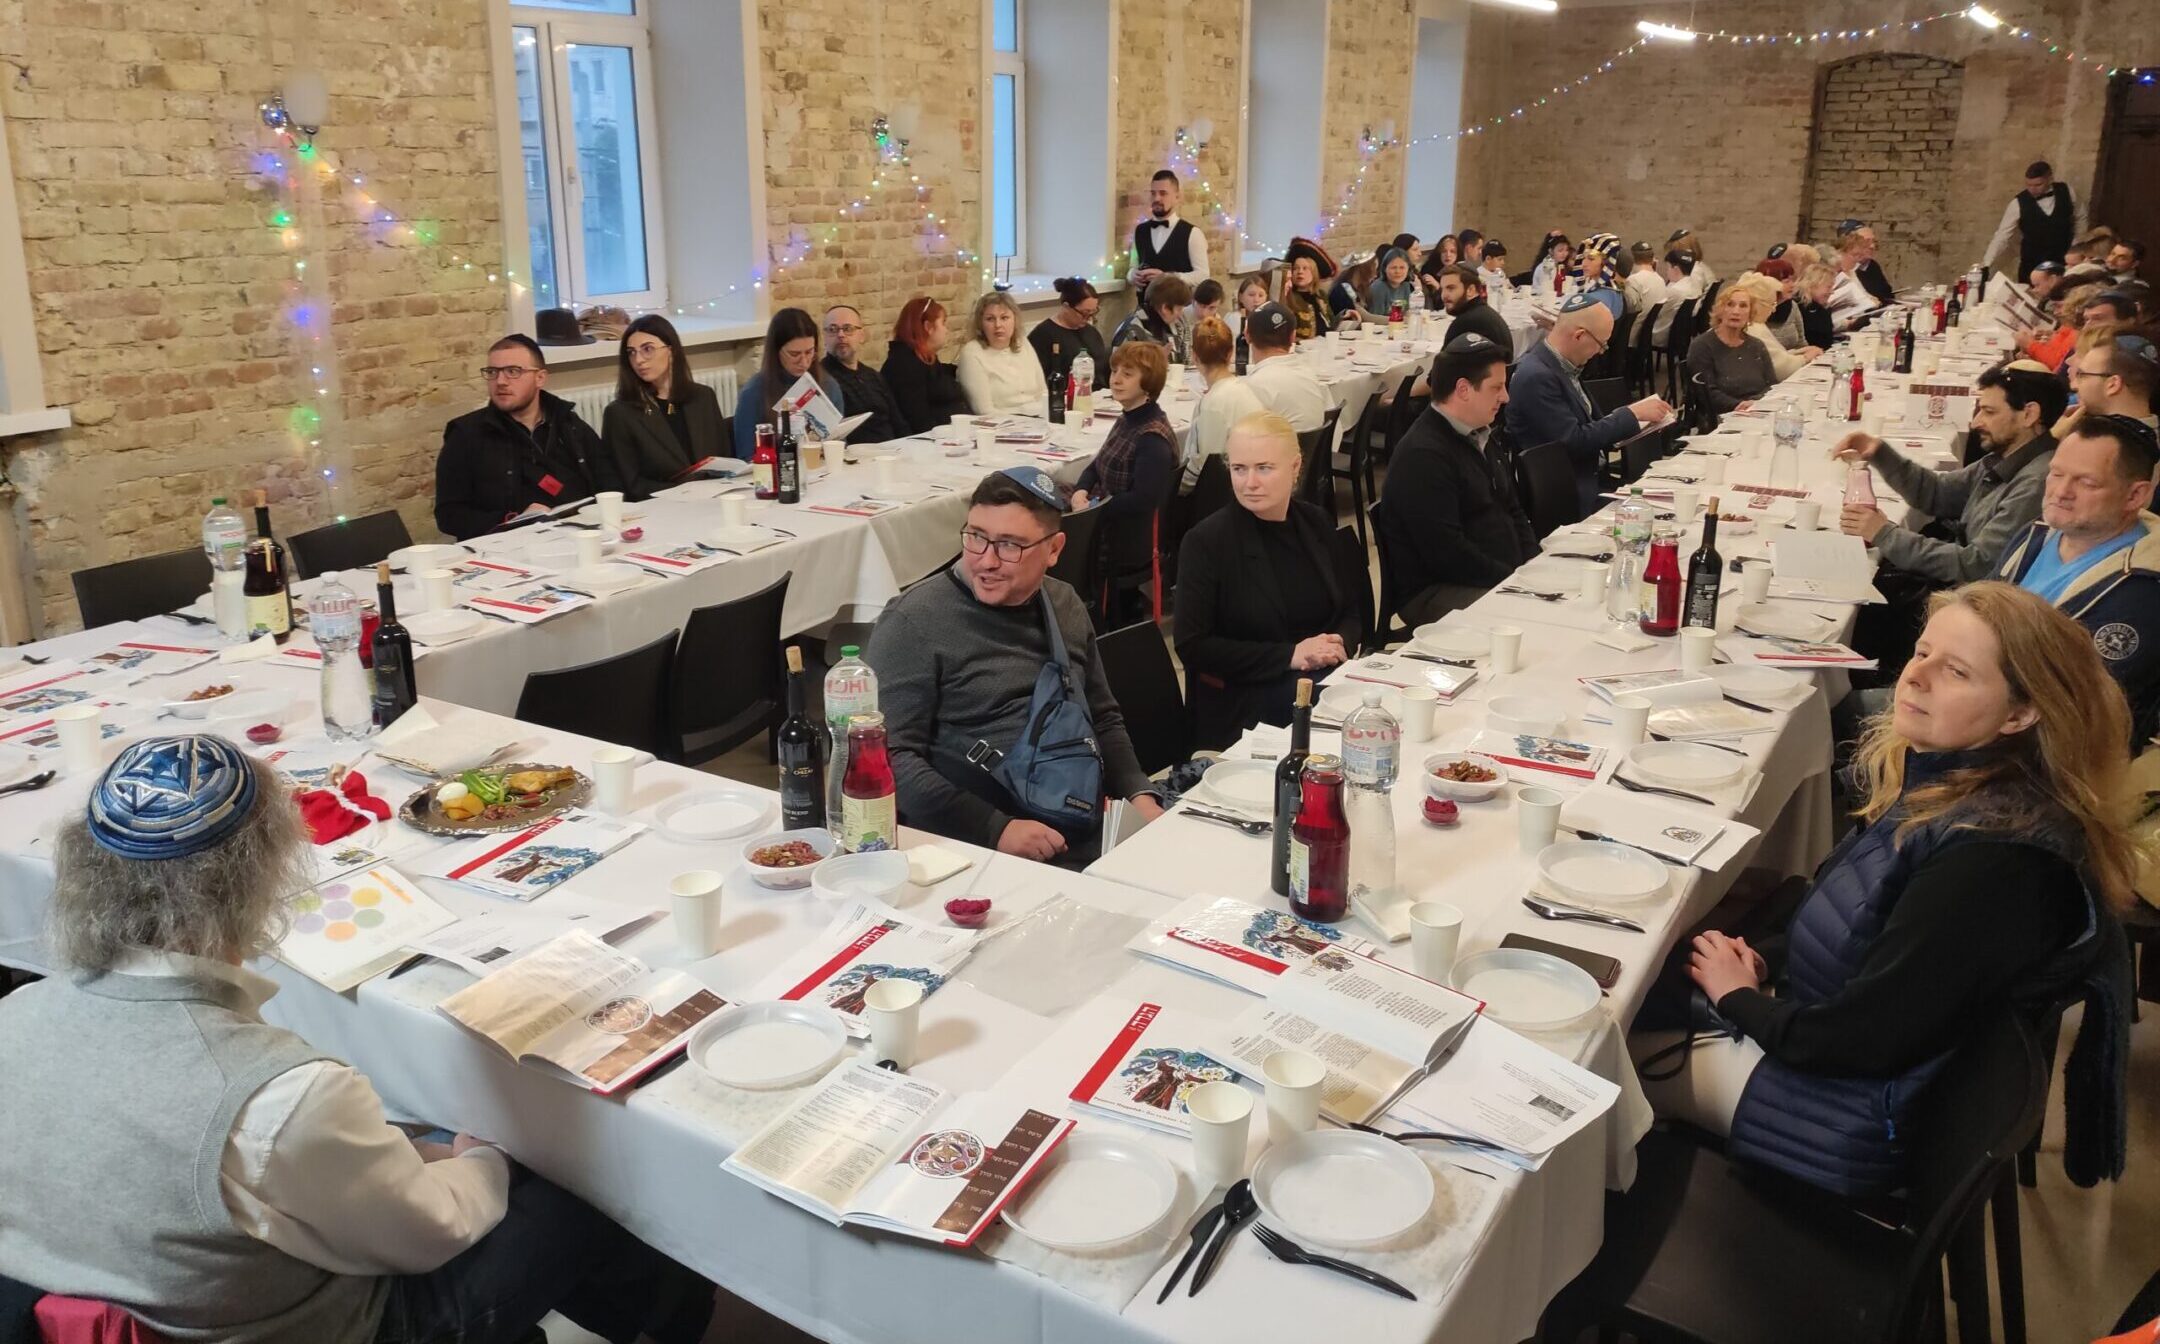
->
[87,735,259,861]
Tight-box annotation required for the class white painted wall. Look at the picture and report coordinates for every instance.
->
[1025,0,1114,277]
[650,0,758,323]
[1248,0,1329,252]
[1405,16,1465,239]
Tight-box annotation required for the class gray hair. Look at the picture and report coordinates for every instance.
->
[50,756,311,971]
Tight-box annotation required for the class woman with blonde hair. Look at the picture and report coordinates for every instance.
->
[1781,241,1822,274]
[955,290,1049,416]
[1795,261,1840,348]
[1728,272,1821,378]
[1640,582,2132,1196]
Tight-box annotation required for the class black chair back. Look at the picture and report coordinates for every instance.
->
[71,547,211,629]
[1329,525,1374,655]
[671,573,793,767]
[514,631,678,758]
[1187,454,1234,527]
[1095,620,1190,777]
[1513,441,1581,537]
[1369,506,1408,646]
[1630,301,1664,394]
[286,510,414,581]
[1583,376,1629,418]
[1047,499,1109,621]
[1331,397,1379,549]
[1294,407,1344,510]
[1899,1012,2045,1295]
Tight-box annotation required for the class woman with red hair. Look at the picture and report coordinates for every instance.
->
[881,296,972,435]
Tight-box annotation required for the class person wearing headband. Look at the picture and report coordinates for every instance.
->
[0,736,714,1344]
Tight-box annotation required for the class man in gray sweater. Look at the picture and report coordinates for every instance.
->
[866,467,1164,864]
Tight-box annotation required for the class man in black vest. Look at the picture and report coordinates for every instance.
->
[1983,160,2079,280]
[1131,170,1209,291]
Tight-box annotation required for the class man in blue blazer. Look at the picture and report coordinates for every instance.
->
[1508,293,1671,518]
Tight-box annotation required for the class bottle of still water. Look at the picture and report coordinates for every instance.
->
[1606,487,1654,622]
[823,646,879,843]
[1407,281,1426,339]
[1339,689,1399,909]
[1070,351,1096,421]
[202,496,249,639]
[310,572,375,742]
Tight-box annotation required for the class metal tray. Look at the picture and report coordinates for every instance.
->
[398,762,593,836]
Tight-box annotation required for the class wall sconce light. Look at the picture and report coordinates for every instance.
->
[874,102,923,158]
[1361,120,1400,150]
[1179,117,1216,151]
[261,70,329,147]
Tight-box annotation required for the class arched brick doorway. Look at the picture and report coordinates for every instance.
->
[1801,54,1965,285]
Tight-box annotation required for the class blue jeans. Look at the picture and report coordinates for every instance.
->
[374,1168,713,1344]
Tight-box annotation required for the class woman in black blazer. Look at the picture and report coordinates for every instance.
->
[600,315,729,501]
[1173,411,1359,750]
[880,296,972,434]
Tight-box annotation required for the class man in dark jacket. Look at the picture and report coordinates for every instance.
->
[819,305,905,444]
[1508,294,1671,517]
[434,335,617,540]
[1435,264,1513,360]
[1997,415,2160,746]
[1374,333,1536,623]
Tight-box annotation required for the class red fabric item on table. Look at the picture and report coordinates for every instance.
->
[33,1296,170,1344]
[292,768,391,845]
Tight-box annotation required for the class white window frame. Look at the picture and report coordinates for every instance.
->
[510,4,669,309]
[989,0,1028,272]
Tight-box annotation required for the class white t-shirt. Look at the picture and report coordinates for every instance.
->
[1181,375,1266,493]
[1243,355,1329,434]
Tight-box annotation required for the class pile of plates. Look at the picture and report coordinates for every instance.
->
[1190,758,1276,817]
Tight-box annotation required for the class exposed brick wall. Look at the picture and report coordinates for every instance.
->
[1113,0,1246,287]
[1319,0,1417,255]
[1805,54,1965,286]
[1454,0,2142,281]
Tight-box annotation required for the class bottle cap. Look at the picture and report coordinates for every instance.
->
[841,645,860,658]
[1361,688,1382,706]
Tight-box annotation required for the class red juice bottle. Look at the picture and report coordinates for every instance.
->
[1638,529,1682,637]
[1931,292,1947,336]
[1287,755,1350,924]
[1846,365,1865,422]
[752,424,779,501]
[839,711,898,853]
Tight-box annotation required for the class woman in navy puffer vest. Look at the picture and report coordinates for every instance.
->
[1642,582,2139,1199]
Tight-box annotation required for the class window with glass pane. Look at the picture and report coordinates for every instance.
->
[993,0,1018,52]
[992,74,1019,260]
[512,28,561,305]
[564,42,649,296]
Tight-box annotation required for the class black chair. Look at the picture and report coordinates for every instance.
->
[285,509,414,580]
[1330,395,1381,550]
[1584,376,1630,418]
[1513,441,1580,537]
[1294,407,1345,514]
[71,547,212,629]
[1047,499,1109,624]
[1095,620,1190,777]
[1370,373,1423,486]
[1369,510,1411,647]
[513,632,678,759]
[1329,525,1374,655]
[1537,1011,2045,1344]
[1665,301,1701,405]
[671,573,792,768]
[1622,428,1669,484]
[1630,302,1665,395]
[1187,454,1234,529]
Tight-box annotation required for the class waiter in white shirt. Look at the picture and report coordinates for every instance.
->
[1982,160,2080,281]
[1132,169,1210,290]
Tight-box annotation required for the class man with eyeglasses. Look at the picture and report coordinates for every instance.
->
[818,305,904,444]
[2057,336,2159,441]
[1509,292,1672,517]
[864,467,1163,865]
[434,334,618,541]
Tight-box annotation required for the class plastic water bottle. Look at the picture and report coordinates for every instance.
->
[1070,351,1095,421]
[1407,283,1426,339]
[1606,488,1653,622]
[1339,689,1399,909]
[1770,398,1803,488]
[823,646,879,842]
[309,572,374,742]
[202,497,249,638]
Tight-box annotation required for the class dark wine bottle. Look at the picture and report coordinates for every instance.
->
[1235,330,1250,376]
[778,645,825,829]
[1892,314,1915,374]
[1682,500,1722,630]
[243,489,293,643]
[1271,678,1314,896]
[776,408,802,505]
[370,561,418,729]
[1046,341,1066,424]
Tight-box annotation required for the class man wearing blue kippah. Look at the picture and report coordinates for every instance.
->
[1508,294,1671,517]
[0,735,715,1344]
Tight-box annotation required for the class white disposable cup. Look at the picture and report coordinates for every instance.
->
[420,568,457,612]
[1680,627,1718,672]
[595,490,626,531]
[865,978,925,1070]
[719,495,748,529]
[1187,1080,1255,1188]
[1396,686,1438,743]
[1408,901,1464,982]
[950,414,976,429]
[668,870,724,959]
[1489,626,1523,675]
[1262,1050,1326,1138]
[1516,785,1563,855]
[591,745,637,814]
[1791,500,1822,531]
[1670,487,1699,519]
[1698,456,1724,485]
[1740,561,1773,604]
[52,703,103,775]
[873,458,901,493]
[574,532,604,569]
[1580,561,1608,602]
[975,428,997,456]
[1608,694,1652,748]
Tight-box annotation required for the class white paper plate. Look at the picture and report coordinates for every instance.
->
[387,543,467,573]
[654,789,773,844]
[687,1001,849,1091]
[1252,1129,1434,1250]
[1736,602,1830,641]
[999,1132,1180,1251]
[1451,948,1602,1033]
[404,609,488,645]
[863,481,932,502]
[703,525,780,548]
[810,850,912,903]
[1198,758,1278,814]
[1625,740,1747,789]
[562,563,645,595]
[1412,624,1489,658]
[161,685,245,719]
[1421,752,1507,802]
[1487,695,1566,736]
[738,827,836,889]
[1707,663,1806,701]
[1538,839,1669,905]
[1315,681,1367,724]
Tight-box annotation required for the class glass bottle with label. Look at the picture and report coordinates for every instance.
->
[1271,678,1314,897]
[778,645,826,830]
[310,572,373,742]
[752,425,779,500]
[839,712,898,853]
[1339,689,1399,909]
[824,645,879,830]
[1638,526,1682,637]
[1682,503,1722,631]
[776,408,802,505]
[243,489,293,643]
[1287,755,1350,925]
[369,561,417,730]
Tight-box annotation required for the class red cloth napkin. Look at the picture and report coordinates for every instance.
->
[294,769,391,845]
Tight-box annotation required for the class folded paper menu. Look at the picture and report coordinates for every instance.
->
[1464,731,1609,782]
[437,930,727,1094]
[1579,669,1719,707]
[0,701,130,754]
[79,639,221,682]
[417,811,645,901]
[671,454,752,482]
[750,905,977,1036]
[723,1061,1074,1248]
[1207,950,1482,1126]
[371,704,520,777]
[1336,654,1476,701]
[806,499,897,519]
[0,662,127,717]
[1714,633,1876,670]
[1067,1002,1243,1137]
[407,890,664,976]
[273,864,454,992]
[618,544,730,577]
[448,557,555,591]
[1558,784,1759,870]
[1769,531,1884,604]
[1644,702,1780,740]
[464,585,594,624]
[1126,893,1373,997]
[1386,1016,1620,1160]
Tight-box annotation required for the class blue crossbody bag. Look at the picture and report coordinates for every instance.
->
[965,590,1104,833]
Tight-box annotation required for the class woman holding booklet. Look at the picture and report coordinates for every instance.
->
[1634,585,2133,1198]
[0,734,714,1344]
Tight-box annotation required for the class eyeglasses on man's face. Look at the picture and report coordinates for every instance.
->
[481,366,539,381]
[959,527,1054,563]
[824,322,865,337]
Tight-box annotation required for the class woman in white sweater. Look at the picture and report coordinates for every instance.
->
[955,291,1049,417]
